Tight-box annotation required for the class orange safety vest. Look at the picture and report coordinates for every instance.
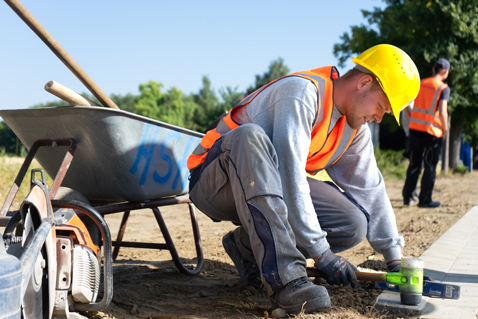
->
[187,66,357,175]
[409,77,448,138]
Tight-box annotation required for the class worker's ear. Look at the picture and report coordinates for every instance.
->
[357,74,373,91]
[443,69,450,79]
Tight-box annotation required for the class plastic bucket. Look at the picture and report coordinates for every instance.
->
[0,254,22,319]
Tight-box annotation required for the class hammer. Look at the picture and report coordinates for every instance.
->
[307,257,424,305]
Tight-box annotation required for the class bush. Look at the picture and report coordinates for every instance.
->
[374,148,408,180]
[454,161,470,175]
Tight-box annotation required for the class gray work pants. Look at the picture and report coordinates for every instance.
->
[189,124,367,295]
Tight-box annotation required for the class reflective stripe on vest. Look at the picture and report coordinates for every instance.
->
[187,67,357,174]
[409,77,448,137]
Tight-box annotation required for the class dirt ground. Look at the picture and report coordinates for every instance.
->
[89,171,478,319]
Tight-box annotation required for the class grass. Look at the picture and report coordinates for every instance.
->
[454,161,470,175]
[0,156,53,211]
[1,147,408,211]
[290,305,395,319]
[1,145,409,211]
[308,148,408,182]
[373,148,408,180]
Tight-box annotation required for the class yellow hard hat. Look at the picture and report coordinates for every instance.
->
[352,44,420,124]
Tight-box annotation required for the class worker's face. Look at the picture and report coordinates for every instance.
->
[346,75,392,130]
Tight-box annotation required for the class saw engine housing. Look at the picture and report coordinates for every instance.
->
[1,172,112,319]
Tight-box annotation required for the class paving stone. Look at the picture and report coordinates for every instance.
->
[372,206,478,318]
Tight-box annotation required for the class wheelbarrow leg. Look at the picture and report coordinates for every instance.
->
[152,204,203,276]
[112,211,131,262]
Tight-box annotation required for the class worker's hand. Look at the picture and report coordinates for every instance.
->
[314,249,357,288]
[386,261,401,272]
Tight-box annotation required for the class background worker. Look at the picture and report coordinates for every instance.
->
[403,58,450,208]
[187,44,420,315]
[401,101,414,159]
[401,101,419,202]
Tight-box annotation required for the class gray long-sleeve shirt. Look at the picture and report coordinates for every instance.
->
[234,76,404,263]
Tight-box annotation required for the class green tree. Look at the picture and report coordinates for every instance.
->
[219,86,243,112]
[333,0,478,171]
[110,93,136,112]
[0,121,18,155]
[133,80,199,131]
[31,99,71,108]
[193,76,220,132]
[32,91,136,111]
[21,58,294,136]
[246,57,290,95]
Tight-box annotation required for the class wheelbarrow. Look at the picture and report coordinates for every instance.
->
[0,1,207,317]
[0,105,205,276]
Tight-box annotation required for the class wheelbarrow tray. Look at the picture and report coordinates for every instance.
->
[0,106,204,202]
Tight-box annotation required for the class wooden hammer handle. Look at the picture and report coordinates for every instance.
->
[307,267,387,283]
[45,81,100,106]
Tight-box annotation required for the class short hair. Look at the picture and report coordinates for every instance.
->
[433,65,448,74]
[433,58,450,74]
[342,68,383,92]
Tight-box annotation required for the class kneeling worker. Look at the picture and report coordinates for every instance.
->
[187,44,420,315]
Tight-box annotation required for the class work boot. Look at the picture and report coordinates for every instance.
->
[404,189,419,206]
[271,277,331,314]
[222,231,262,288]
[412,189,419,201]
[418,201,440,208]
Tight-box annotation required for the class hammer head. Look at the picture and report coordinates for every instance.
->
[397,257,424,305]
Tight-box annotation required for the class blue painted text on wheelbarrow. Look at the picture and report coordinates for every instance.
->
[130,123,198,192]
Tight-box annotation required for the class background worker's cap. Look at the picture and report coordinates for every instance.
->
[351,44,420,125]
[434,58,450,71]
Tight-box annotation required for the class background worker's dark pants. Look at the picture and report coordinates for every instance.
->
[402,129,443,205]
[189,124,367,294]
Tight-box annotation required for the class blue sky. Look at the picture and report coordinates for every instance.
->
[0,0,385,112]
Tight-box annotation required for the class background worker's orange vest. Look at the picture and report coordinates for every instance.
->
[409,77,448,138]
[187,67,356,175]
